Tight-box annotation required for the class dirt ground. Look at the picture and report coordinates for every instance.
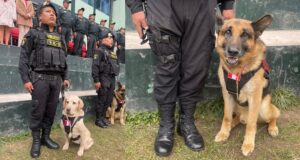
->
[0,108,300,160]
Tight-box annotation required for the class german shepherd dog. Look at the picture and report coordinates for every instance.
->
[106,82,126,125]
[214,15,280,156]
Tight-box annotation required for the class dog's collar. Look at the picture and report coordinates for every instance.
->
[223,61,270,107]
[62,115,84,136]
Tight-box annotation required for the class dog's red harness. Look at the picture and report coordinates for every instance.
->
[62,115,84,141]
[223,60,270,107]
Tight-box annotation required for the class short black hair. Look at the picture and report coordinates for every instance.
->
[39,4,57,16]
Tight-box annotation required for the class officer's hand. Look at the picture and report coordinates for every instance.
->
[95,82,101,91]
[24,82,34,93]
[131,11,148,39]
[58,27,62,33]
[222,9,235,19]
[63,80,70,88]
[74,32,77,37]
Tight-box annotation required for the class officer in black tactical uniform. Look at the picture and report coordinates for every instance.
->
[87,13,101,58]
[18,4,70,158]
[58,0,75,47]
[116,27,125,64]
[92,28,120,128]
[73,8,89,56]
[126,0,235,157]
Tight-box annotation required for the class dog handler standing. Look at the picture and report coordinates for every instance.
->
[92,28,120,128]
[18,4,70,158]
[126,0,235,156]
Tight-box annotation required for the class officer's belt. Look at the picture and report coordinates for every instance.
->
[32,72,61,81]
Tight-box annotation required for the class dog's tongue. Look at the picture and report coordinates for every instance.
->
[227,57,238,65]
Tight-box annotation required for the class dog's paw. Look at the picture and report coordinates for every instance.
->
[111,120,115,125]
[241,143,254,156]
[77,150,84,156]
[62,144,69,150]
[120,121,125,126]
[268,126,279,137]
[215,131,229,142]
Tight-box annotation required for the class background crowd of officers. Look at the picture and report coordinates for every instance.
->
[55,0,125,63]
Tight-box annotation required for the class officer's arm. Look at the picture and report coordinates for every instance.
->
[57,7,62,27]
[91,50,103,83]
[126,0,144,14]
[18,30,35,84]
[61,35,69,81]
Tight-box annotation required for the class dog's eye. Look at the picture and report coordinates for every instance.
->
[66,101,69,104]
[73,102,76,105]
[241,31,249,39]
[224,29,232,37]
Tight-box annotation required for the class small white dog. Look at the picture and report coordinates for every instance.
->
[60,95,94,156]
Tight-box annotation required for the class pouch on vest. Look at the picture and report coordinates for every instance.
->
[59,49,66,68]
[43,47,52,67]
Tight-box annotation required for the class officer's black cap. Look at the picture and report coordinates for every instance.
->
[63,0,71,4]
[110,22,116,25]
[89,13,96,17]
[100,19,107,22]
[39,3,57,16]
[78,8,85,12]
[100,28,114,40]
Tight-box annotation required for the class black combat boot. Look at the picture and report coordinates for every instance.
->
[30,130,41,158]
[177,101,204,151]
[41,128,60,149]
[95,108,108,128]
[154,103,176,157]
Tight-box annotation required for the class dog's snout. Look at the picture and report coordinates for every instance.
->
[227,46,240,56]
[66,108,71,113]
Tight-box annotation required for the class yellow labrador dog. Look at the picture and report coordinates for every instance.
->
[60,95,94,156]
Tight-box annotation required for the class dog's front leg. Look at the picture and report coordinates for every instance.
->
[62,134,70,150]
[215,90,236,142]
[120,105,125,126]
[77,138,85,156]
[241,93,262,156]
[110,105,115,125]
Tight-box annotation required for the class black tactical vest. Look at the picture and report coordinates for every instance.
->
[61,9,74,27]
[30,29,66,73]
[101,47,120,76]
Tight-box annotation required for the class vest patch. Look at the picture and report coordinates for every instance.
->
[47,39,62,48]
[110,51,118,60]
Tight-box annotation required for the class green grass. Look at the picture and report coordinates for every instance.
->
[0,87,299,160]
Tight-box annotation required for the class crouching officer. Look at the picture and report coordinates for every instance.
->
[92,28,119,128]
[18,4,70,158]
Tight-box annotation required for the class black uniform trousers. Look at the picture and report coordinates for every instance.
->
[147,0,216,105]
[73,32,84,56]
[61,26,72,46]
[30,77,62,131]
[96,76,115,118]
[87,34,97,58]
[117,47,125,64]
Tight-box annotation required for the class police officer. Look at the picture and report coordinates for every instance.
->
[58,0,75,46]
[73,8,89,56]
[18,4,70,158]
[99,19,107,27]
[92,28,120,128]
[116,27,125,64]
[87,13,101,58]
[126,0,235,156]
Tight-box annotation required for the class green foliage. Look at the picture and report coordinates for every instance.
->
[271,87,299,110]
[126,111,159,126]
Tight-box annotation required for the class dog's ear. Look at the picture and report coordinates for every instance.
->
[117,81,122,89]
[77,98,84,110]
[251,15,273,38]
[215,6,224,34]
[63,96,68,109]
